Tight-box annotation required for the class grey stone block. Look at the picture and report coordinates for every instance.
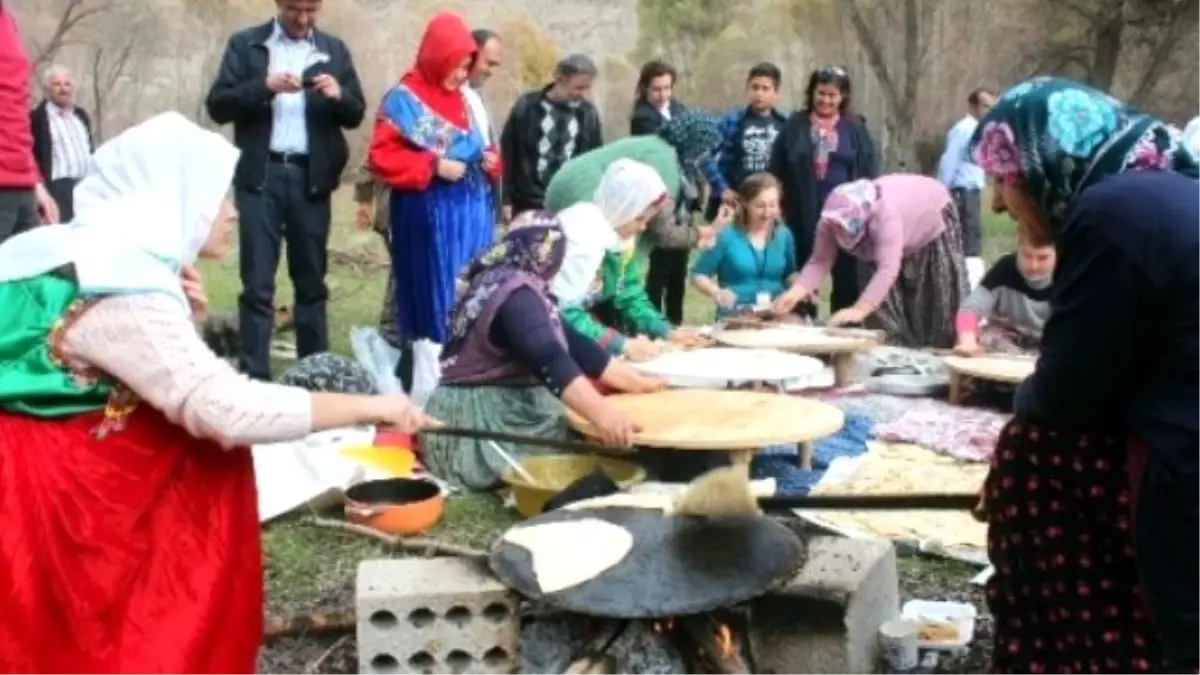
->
[356,557,520,674]
[750,536,900,674]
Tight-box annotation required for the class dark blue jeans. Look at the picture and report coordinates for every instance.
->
[236,161,331,380]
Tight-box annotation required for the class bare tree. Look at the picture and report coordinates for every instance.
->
[21,0,115,73]
[1030,0,1199,103]
[634,0,738,79]
[841,0,940,170]
[86,40,133,142]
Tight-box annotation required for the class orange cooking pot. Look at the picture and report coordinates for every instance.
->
[344,478,444,535]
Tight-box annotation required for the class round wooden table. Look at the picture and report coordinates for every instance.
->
[941,354,1036,405]
[566,389,845,469]
[712,326,879,387]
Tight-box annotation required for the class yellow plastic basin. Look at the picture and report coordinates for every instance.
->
[501,454,647,519]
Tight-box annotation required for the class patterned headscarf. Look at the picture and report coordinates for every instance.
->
[444,211,567,351]
[658,108,722,186]
[818,178,878,250]
[969,76,1198,232]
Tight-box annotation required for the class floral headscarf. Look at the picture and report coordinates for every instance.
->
[444,211,567,351]
[969,76,1198,232]
[658,108,722,186]
[819,178,878,250]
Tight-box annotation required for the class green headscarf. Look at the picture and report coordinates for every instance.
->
[968,76,1198,231]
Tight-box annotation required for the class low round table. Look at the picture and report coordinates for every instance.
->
[713,326,879,387]
[566,389,845,470]
[941,354,1036,405]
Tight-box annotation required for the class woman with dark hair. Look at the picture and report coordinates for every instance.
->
[630,59,693,326]
[769,65,877,318]
[631,60,684,136]
[969,77,1197,673]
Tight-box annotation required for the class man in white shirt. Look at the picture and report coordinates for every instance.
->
[31,65,93,222]
[937,88,995,287]
[465,28,503,222]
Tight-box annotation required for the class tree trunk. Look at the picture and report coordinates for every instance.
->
[1088,16,1124,91]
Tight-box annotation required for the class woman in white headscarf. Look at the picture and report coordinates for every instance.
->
[555,158,690,361]
[0,113,435,673]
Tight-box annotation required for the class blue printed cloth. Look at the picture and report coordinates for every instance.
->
[751,413,874,496]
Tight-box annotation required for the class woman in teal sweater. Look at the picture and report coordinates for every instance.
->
[690,173,797,318]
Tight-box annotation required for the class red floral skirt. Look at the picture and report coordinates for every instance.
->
[985,421,1170,673]
[0,407,262,673]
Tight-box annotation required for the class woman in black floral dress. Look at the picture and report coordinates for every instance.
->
[969,77,1198,673]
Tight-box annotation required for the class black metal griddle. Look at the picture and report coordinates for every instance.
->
[489,506,805,619]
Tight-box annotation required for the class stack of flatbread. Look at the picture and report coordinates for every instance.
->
[802,443,988,550]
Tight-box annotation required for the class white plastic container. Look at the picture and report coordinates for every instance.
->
[900,599,978,651]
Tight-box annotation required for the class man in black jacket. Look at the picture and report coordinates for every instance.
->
[205,0,365,380]
[31,65,93,222]
[500,54,602,222]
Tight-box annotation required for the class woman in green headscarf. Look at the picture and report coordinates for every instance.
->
[968,77,1198,674]
[543,110,723,359]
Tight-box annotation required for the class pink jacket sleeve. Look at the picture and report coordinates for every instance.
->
[857,202,906,308]
[793,221,841,293]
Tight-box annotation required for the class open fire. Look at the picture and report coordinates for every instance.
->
[545,607,754,675]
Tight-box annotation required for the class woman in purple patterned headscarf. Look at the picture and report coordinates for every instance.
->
[421,211,666,491]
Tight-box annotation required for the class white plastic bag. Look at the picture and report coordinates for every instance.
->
[409,338,442,407]
[349,326,403,395]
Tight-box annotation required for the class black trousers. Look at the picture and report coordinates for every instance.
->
[0,187,37,245]
[47,177,79,222]
[236,160,332,380]
[645,247,688,325]
[829,250,861,313]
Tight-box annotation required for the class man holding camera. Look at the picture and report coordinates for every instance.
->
[205,0,365,380]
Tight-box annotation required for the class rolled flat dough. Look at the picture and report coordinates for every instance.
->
[501,519,635,593]
[560,492,674,513]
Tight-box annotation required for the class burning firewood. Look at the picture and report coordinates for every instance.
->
[563,652,615,674]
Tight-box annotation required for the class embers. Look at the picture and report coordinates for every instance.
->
[555,606,755,675]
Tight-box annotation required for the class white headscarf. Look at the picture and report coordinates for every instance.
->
[553,203,618,305]
[0,112,239,310]
[551,159,668,306]
[592,158,668,247]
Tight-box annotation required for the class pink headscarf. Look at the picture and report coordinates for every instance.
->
[818,179,878,250]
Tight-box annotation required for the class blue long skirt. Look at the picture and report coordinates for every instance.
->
[389,170,494,344]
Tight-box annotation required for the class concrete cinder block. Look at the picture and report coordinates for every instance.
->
[750,536,899,674]
[356,557,520,675]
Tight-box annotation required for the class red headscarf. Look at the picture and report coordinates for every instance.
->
[400,12,477,128]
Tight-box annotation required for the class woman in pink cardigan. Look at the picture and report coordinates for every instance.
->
[774,174,968,347]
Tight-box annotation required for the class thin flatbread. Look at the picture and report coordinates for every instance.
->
[560,492,673,513]
[500,519,635,594]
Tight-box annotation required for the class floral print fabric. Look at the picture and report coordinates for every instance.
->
[444,210,567,350]
[819,178,877,250]
[969,76,1198,230]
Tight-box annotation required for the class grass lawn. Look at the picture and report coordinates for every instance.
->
[199,188,1015,613]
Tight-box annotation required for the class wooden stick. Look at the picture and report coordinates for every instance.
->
[302,517,486,559]
[264,611,355,640]
[304,634,351,674]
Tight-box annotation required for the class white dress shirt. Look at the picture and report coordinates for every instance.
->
[46,101,91,180]
[937,115,985,191]
[266,20,315,155]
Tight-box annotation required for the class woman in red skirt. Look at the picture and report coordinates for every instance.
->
[969,78,1197,673]
[0,113,435,673]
